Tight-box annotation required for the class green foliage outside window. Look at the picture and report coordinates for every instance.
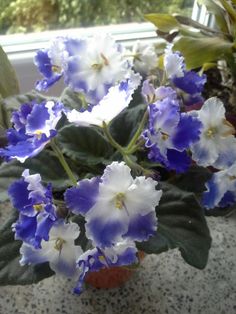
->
[0,0,193,34]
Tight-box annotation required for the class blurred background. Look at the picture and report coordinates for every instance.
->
[0,0,193,35]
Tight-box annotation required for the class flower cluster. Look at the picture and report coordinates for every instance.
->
[1,32,235,295]
[9,162,161,294]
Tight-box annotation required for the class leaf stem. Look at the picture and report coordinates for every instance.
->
[51,139,77,186]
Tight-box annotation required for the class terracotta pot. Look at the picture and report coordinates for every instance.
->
[85,251,145,289]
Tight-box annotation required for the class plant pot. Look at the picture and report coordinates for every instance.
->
[85,251,145,289]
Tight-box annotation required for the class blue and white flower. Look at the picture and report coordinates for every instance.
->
[143,85,202,172]
[9,169,57,248]
[131,41,157,75]
[20,221,82,277]
[65,161,162,247]
[190,97,236,169]
[64,34,129,104]
[66,72,141,127]
[35,36,88,91]
[0,100,63,162]
[202,163,236,209]
[35,37,69,91]
[74,240,138,294]
[164,44,206,106]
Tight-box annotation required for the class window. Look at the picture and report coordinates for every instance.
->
[0,1,194,35]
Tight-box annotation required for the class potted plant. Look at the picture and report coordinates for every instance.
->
[2,28,233,295]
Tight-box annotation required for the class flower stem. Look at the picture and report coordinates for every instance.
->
[102,121,124,155]
[102,120,152,176]
[51,139,77,186]
[125,110,148,152]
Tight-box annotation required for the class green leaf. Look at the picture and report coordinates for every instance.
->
[0,163,22,201]
[145,13,180,32]
[0,46,19,98]
[58,124,113,165]
[170,165,212,195]
[197,0,230,34]
[174,14,222,34]
[110,103,146,146]
[0,150,71,202]
[0,209,54,286]
[72,215,89,251]
[4,90,57,111]
[145,13,211,39]
[60,87,87,110]
[137,183,211,269]
[174,36,234,69]
[220,0,236,23]
[0,95,11,130]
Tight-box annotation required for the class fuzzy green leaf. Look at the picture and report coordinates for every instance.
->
[174,36,234,69]
[110,103,146,146]
[137,183,211,269]
[58,124,113,165]
[0,150,71,202]
[145,13,180,32]
[220,0,236,24]
[0,46,19,98]
[170,165,212,195]
[60,87,87,110]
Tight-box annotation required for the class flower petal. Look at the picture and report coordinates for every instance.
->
[64,177,100,215]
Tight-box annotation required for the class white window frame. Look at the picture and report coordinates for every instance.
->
[191,0,215,27]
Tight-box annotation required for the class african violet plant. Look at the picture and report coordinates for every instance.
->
[1,30,236,295]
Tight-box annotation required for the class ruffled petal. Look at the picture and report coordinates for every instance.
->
[64,177,100,215]
[13,214,37,246]
[124,211,157,242]
[66,73,141,127]
[172,114,202,151]
[85,205,129,247]
[8,180,31,212]
[173,71,206,95]
[166,149,191,173]
[19,242,50,265]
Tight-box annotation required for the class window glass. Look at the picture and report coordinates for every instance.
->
[0,0,194,35]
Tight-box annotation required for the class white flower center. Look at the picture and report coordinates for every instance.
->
[157,128,169,141]
[161,131,169,141]
[205,127,217,138]
[51,65,62,74]
[54,237,66,251]
[91,53,109,72]
[114,192,125,209]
